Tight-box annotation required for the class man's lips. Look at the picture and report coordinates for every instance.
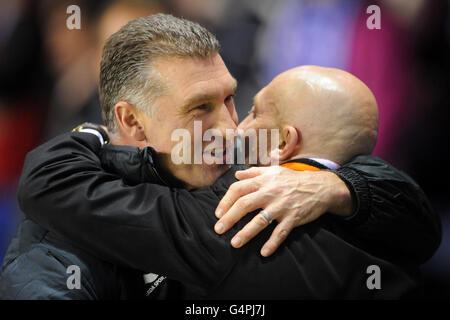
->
[203,138,236,164]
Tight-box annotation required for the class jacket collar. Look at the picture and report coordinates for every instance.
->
[280,158,334,171]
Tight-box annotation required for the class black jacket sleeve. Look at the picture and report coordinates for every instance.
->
[334,156,441,264]
[17,132,248,295]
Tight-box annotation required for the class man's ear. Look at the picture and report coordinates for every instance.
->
[114,101,146,143]
[278,125,300,162]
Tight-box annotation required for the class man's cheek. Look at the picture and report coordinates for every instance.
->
[147,128,172,153]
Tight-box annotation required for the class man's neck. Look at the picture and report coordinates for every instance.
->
[110,134,144,149]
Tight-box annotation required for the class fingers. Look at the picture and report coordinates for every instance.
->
[229,211,272,248]
[234,167,263,180]
[214,191,265,234]
[215,178,260,219]
[260,219,293,257]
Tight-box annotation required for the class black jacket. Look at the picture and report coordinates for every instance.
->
[0,220,148,299]
[0,131,442,299]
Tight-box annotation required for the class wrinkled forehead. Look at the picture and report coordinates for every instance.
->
[154,55,236,96]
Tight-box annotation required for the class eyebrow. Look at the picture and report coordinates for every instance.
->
[181,93,216,113]
[181,79,238,113]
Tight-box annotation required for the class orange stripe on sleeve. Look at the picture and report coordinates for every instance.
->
[280,162,321,171]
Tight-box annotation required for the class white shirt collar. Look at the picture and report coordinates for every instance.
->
[308,158,341,170]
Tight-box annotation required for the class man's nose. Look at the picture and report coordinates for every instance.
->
[238,114,251,131]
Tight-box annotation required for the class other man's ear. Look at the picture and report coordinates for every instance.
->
[114,101,146,145]
[278,125,300,162]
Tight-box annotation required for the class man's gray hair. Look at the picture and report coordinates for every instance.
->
[99,13,221,132]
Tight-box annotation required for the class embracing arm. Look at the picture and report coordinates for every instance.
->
[17,131,243,294]
[215,157,441,265]
[19,129,441,294]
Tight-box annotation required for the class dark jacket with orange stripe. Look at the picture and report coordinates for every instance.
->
[0,131,441,299]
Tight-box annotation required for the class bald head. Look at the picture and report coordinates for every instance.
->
[261,65,379,164]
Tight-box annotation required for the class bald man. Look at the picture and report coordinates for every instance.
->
[216,66,382,255]
[241,65,378,165]
[11,66,439,299]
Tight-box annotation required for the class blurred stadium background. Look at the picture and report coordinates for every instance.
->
[0,0,449,298]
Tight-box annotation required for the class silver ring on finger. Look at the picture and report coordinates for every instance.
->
[260,210,273,224]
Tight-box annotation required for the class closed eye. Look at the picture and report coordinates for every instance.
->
[193,104,212,111]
